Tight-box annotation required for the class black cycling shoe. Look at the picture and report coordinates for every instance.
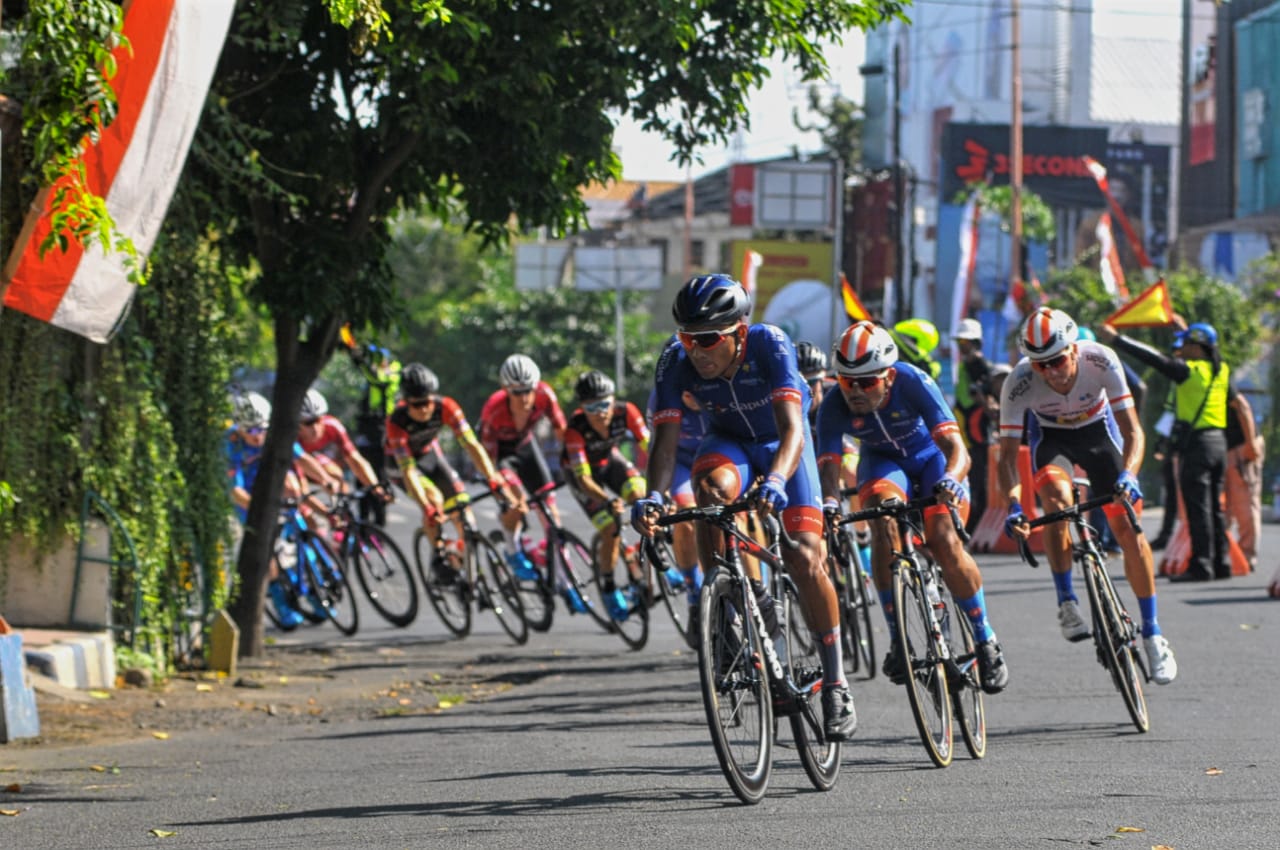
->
[821,684,857,741]
[882,645,908,685]
[975,639,1009,694]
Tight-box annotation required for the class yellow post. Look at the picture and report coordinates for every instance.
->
[208,609,239,677]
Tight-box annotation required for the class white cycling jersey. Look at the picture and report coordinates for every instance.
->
[999,341,1134,439]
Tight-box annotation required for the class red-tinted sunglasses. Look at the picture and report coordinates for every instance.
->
[407,397,433,409]
[837,373,887,391]
[678,328,735,350]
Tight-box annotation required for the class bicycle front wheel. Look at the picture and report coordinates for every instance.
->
[415,530,472,638]
[590,532,649,651]
[1083,553,1150,733]
[948,598,986,759]
[304,533,359,636]
[893,559,952,767]
[473,532,529,645]
[349,523,419,628]
[697,570,773,804]
[781,578,840,791]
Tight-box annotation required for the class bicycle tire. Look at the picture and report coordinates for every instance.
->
[832,531,876,679]
[557,530,614,632]
[272,525,327,625]
[781,578,841,791]
[948,597,987,759]
[304,533,359,636]
[1083,552,1150,733]
[263,577,300,632]
[348,523,419,628]
[590,532,649,651]
[697,570,773,804]
[644,534,694,648]
[415,529,472,638]
[893,558,953,767]
[495,527,555,633]
[473,532,530,645]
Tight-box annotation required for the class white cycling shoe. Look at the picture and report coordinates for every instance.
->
[1143,635,1178,685]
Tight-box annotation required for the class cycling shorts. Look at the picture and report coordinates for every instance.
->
[691,430,822,536]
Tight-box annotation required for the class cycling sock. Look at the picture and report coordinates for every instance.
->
[1137,595,1160,638]
[878,589,897,640]
[501,526,518,553]
[954,589,995,644]
[817,628,845,688]
[1052,569,1077,605]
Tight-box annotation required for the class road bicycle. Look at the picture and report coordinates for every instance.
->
[504,481,613,636]
[267,496,359,636]
[657,496,839,804]
[824,489,877,679]
[413,488,528,645]
[1015,490,1150,733]
[841,494,985,767]
[328,486,419,628]
[589,513,651,650]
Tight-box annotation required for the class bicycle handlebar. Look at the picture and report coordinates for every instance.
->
[833,494,970,545]
[1014,492,1141,569]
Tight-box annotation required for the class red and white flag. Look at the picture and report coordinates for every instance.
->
[949,191,980,345]
[1095,213,1129,300]
[1,0,235,342]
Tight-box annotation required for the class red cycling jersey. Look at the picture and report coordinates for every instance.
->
[478,382,567,460]
[562,401,650,472]
[298,414,358,465]
[384,396,472,463]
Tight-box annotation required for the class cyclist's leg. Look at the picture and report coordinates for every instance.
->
[668,453,703,593]
[690,433,756,580]
[855,454,911,631]
[1030,432,1082,587]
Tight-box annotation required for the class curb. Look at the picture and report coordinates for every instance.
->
[19,628,116,690]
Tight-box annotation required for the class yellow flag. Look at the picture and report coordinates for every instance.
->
[841,273,872,323]
[1105,279,1173,328]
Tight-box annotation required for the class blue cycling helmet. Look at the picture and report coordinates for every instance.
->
[1185,322,1217,347]
[1075,327,1097,342]
[672,274,751,328]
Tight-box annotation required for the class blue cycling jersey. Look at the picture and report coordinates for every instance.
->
[815,361,956,463]
[653,324,810,440]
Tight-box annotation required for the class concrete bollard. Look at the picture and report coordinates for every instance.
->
[0,631,41,742]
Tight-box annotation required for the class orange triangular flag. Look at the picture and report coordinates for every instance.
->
[1105,279,1173,328]
[841,273,872,323]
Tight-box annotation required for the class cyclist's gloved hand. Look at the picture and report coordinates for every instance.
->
[630,490,665,533]
[758,472,789,513]
[933,475,964,504]
[1004,503,1027,539]
[1115,470,1142,503]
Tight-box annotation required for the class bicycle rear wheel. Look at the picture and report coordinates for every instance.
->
[833,531,876,679]
[1083,553,1150,733]
[893,559,952,767]
[304,533,359,636]
[644,534,693,648]
[349,523,419,628]
[781,578,840,791]
[473,532,529,645]
[697,570,773,805]
[557,531,613,632]
[599,539,650,651]
[948,598,986,759]
[415,530,472,638]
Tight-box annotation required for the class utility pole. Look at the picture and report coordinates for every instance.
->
[891,41,904,324]
[1010,0,1024,298]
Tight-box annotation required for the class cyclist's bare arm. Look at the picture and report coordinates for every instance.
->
[1114,404,1146,481]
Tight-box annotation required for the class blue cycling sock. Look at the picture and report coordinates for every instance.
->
[817,629,845,688]
[1052,570,1076,605]
[878,589,897,640]
[1137,595,1160,638]
[954,589,995,644]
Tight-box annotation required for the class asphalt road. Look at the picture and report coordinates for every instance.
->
[3,496,1278,850]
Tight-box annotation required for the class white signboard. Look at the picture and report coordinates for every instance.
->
[514,243,570,290]
[754,161,835,230]
[573,246,664,291]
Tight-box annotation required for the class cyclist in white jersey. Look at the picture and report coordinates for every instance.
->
[998,307,1177,685]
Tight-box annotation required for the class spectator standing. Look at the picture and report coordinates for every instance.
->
[349,345,401,526]
[1224,391,1263,572]
[1099,321,1252,582]
[951,318,993,531]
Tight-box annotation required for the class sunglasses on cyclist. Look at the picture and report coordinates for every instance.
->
[677,328,735,350]
[1032,351,1071,371]
[300,417,321,427]
[407,397,433,409]
[507,386,534,396]
[242,426,265,437]
[837,373,888,391]
[583,399,613,414]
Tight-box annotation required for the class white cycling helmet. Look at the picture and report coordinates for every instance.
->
[233,391,271,429]
[833,322,898,377]
[1019,307,1078,362]
[499,354,541,389]
[300,388,329,420]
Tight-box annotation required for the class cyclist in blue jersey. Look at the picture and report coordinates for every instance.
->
[633,274,857,742]
[816,321,1009,694]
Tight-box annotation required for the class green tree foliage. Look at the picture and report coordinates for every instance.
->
[178,0,906,655]
[794,86,864,168]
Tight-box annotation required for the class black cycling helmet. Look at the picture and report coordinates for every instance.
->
[672,274,751,328]
[574,369,616,402]
[795,341,827,377]
[400,363,439,398]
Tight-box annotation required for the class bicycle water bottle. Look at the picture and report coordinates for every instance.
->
[925,576,950,638]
